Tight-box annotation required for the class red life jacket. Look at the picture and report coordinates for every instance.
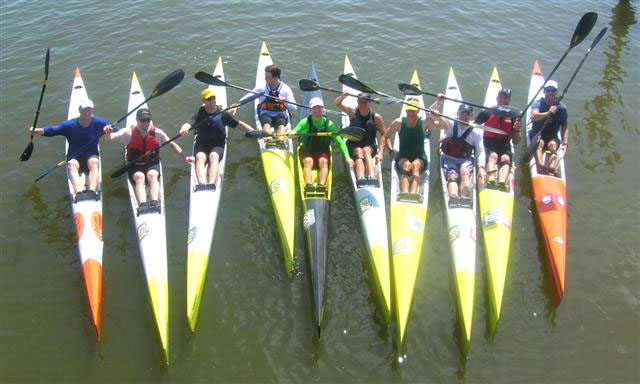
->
[126,125,160,163]
[483,114,513,140]
[440,123,474,158]
[258,83,287,112]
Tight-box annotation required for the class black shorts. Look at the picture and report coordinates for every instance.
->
[71,154,99,175]
[259,113,288,128]
[395,155,428,172]
[128,161,160,184]
[484,138,512,160]
[347,140,377,160]
[194,140,224,161]
[541,136,561,148]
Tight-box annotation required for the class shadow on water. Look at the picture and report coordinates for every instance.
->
[575,0,637,173]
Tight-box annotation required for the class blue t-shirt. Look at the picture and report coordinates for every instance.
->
[43,116,109,160]
[530,98,568,140]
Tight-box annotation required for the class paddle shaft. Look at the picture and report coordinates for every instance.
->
[300,79,382,104]
[398,83,490,111]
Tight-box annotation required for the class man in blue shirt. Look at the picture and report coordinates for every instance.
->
[29,99,110,198]
[530,80,568,172]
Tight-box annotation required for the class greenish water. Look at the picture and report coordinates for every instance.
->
[1,1,638,383]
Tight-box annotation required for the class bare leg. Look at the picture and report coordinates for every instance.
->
[318,157,329,186]
[497,154,511,183]
[409,159,423,194]
[194,152,207,185]
[363,146,374,178]
[460,166,473,198]
[354,147,364,179]
[133,171,147,204]
[546,141,559,169]
[87,156,100,191]
[303,157,314,185]
[207,151,220,185]
[486,152,498,184]
[535,140,545,169]
[399,159,411,193]
[147,170,160,202]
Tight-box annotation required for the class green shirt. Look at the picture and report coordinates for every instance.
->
[292,115,350,159]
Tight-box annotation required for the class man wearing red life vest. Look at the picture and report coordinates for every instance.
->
[105,108,193,208]
[474,88,521,190]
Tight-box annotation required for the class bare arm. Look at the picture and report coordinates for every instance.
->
[334,91,356,115]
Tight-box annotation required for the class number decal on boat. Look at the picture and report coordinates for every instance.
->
[303,209,315,230]
[270,179,282,194]
[392,238,411,256]
[359,197,371,213]
[137,222,149,241]
[449,225,460,242]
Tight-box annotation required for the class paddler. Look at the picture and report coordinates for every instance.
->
[28,99,110,201]
[178,88,254,191]
[238,64,297,136]
[530,80,568,174]
[474,88,521,190]
[104,108,192,210]
[430,96,487,203]
[334,91,387,186]
[293,97,353,189]
[380,97,430,194]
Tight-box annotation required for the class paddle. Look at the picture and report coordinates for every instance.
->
[195,72,347,116]
[397,82,520,118]
[338,74,508,136]
[34,69,185,183]
[245,126,365,141]
[522,27,607,163]
[20,48,50,162]
[519,12,597,123]
[298,78,394,105]
[110,93,260,178]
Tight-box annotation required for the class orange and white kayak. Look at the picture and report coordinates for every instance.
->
[525,60,567,306]
[65,67,103,339]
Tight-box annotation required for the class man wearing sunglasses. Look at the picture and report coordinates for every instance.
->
[105,108,193,208]
[474,88,521,191]
[530,80,568,173]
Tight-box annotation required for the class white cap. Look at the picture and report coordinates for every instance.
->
[78,99,95,110]
[544,80,558,90]
[309,97,324,108]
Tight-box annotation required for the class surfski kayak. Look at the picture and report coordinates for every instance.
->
[125,72,169,363]
[298,61,332,335]
[186,57,228,332]
[441,67,477,346]
[254,41,296,276]
[65,67,104,339]
[390,70,430,346]
[340,55,391,323]
[525,60,567,307]
[478,67,515,329]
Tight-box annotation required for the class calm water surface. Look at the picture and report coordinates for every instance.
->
[1,1,638,383]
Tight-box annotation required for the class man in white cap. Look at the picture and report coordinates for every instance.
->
[292,96,353,189]
[530,79,568,172]
[29,99,110,200]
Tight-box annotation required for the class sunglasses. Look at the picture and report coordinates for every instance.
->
[544,88,557,93]
[460,110,472,115]
[139,118,151,122]
[204,97,216,101]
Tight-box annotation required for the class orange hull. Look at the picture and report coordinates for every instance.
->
[532,175,567,306]
[82,259,103,339]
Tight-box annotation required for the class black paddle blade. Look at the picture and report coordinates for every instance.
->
[340,126,365,141]
[397,82,422,95]
[44,47,50,76]
[299,78,320,92]
[19,141,34,161]
[590,27,608,50]
[151,69,184,98]
[570,12,598,48]
[195,71,226,87]
[338,74,375,94]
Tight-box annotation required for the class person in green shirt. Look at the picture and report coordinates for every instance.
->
[293,97,353,188]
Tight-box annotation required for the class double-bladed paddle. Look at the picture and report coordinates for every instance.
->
[522,26,607,163]
[397,82,521,118]
[110,93,261,178]
[20,48,50,162]
[34,69,185,183]
[338,74,509,136]
[195,72,347,116]
[298,78,394,105]
[245,126,365,141]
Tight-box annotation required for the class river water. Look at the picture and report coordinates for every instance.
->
[1,1,638,383]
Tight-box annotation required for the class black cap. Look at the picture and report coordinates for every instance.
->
[498,88,512,97]
[458,104,473,113]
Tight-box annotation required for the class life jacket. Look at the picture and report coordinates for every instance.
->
[258,82,287,112]
[350,108,376,145]
[126,125,159,163]
[483,113,512,141]
[302,115,330,153]
[440,122,474,158]
[196,106,226,145]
